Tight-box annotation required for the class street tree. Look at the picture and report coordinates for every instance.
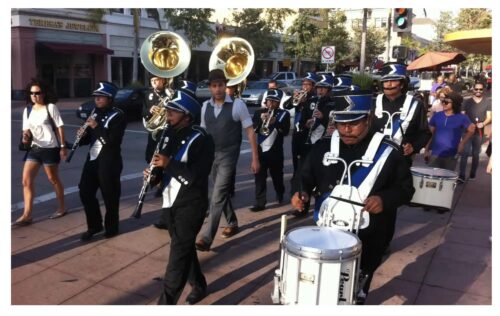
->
[349,25,386,69]
[313,10,350,71]
[264,8,295,33]
[231,9,277,59]
[429,11,456,52]
[284,10,319,75]
[456,8,492,30]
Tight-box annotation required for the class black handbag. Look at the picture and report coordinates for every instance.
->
[18,106,33,151]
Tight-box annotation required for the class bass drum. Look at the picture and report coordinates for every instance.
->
[279,226,362,305]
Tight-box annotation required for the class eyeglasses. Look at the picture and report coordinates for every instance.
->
[440,99,452,105]
[30,91,42,96]
[474,88,484,91]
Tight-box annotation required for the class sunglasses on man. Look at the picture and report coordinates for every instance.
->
[474,88,484,91]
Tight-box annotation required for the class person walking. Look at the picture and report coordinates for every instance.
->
[77,81,127,241]
[458,81,492,182]
[195,69,260,251]
[14,79,68,226]
[144,90,215,305]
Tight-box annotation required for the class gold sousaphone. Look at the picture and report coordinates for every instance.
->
[140,31,191,138]
[209,37,254,97]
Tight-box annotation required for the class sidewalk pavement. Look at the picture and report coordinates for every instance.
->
[11,151,491,305]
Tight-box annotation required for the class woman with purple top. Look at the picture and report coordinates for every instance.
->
[424,91,475,171]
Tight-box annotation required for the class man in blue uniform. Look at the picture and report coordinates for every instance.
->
[292,91,414,302]
[78,81,126,241]
[251,89,290,211]
[145,90,215,305]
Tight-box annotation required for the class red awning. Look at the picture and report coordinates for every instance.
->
[40,42,114,55]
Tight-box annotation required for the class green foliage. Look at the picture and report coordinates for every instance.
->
[264,9,295,33]
[231,9,277,58]
[164,9,215,48]
[456,8,492,30]
[429,11,457,52]
[352,73,374,90]
[284,11,319,59]
[349,25,386,64]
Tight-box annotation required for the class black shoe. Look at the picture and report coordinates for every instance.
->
[185,287,207,305]
[250,205,265,212]
[277,194,284,204]
[104,231,119,239]
[80,227,103,241]
[457,176,465,184]
[153,221,168,230]
[292,210,308,218]
[195,239,211,252]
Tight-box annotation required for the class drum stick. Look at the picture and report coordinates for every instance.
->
[330,195,366,207]
[280,214,287,242]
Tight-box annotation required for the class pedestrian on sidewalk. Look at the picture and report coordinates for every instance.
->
[459,81,492,182]
[14,79,68,226]
[143,90,214,305]
[77,81,127,241]
[250,89,290,212]
[195,69,260,251]
[424,91,475,171]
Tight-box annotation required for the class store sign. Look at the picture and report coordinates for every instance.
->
[28,18,100,33]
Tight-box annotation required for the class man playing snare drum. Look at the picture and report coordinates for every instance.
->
[291,91,414,303]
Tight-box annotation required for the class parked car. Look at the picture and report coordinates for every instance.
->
[270,71,298,84]
[408,76,421,91]
[240,80,269,106]
[195,79,211,102]
[76,87,147,121]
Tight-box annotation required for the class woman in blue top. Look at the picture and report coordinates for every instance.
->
[424,91,475,171]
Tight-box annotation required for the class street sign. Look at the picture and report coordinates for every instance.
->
[283,58,291,67]
[321,46,335,64]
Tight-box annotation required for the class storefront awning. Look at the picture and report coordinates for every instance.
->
[444,29,492,55]
[40,42,114,55]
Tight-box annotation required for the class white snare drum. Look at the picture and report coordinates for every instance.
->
[410,167,458,210]
[275,226,362,305]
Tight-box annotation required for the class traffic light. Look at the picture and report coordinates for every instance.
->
[393,8,412,33]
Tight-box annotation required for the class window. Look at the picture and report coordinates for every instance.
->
[146,9,158,19]
[109,9,124,14]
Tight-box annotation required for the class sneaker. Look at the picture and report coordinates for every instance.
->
[221,226,239,238]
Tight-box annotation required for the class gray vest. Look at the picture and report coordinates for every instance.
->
[204,101,242,151]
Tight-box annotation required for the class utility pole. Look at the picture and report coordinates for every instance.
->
[386,8,392,62]
[359,9,368,74]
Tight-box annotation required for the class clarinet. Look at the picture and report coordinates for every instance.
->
[66,110,97,163]
[131,122,170,219]
[305,99,321,145]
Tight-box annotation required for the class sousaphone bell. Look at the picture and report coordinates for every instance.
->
[209,37,254,97]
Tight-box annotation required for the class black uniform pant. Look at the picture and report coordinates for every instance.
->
[358,227,391,296]
[254,149,285,207]
[79,158,122,234]
[158,200,207,305]
[290,133,311,211]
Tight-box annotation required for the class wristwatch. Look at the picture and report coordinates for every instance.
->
[60,144,66,148]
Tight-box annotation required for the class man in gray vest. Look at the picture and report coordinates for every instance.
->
[195,69,260,251]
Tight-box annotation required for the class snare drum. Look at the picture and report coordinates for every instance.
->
[410,167,458,210]
[277,226,362,305]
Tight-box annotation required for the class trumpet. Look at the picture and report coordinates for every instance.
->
[292,90,307,106]
[259,108,275,136]
[66,110,97,163]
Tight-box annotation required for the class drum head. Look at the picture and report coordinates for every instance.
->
[411,166,458,179]
[284,226,361,260]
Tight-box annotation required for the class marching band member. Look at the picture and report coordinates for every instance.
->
[287,73,317,218]
[373,62,431,249]
[250,90,291,212]
[78,81,127,241]
[144,90,215,305]
[373,62,431,160]
[291,91,414,302]
[261,79,292,109]
[142,75,169,163]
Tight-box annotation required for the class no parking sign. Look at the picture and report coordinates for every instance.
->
[321,46,335,64]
